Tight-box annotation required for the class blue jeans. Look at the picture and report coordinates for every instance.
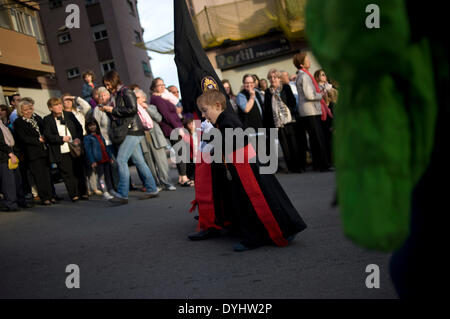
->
[116,135,157,198]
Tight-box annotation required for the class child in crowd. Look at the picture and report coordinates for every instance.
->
[82,70,96,103]
[83,119,116,200]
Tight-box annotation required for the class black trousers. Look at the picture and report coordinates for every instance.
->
[186,162,195,180]
[278,123,303,173]
[321,116,333,166]
[292,120,308,171]
[0,162,25,209]
[57,153,87,199]
[170,137,187,176]
[302,115,329,171]
[18,154,31,195]
[95,162,114,192]
[29,157,53,202]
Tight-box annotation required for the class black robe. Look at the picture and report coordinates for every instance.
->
[194,110,307,248]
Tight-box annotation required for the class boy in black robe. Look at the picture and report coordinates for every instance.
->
[192,89,307,251]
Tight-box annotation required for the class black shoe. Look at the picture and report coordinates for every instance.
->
[54,195,64,201]
[194,215,199,220]
[71,196,80,202]
[287,234,297,243]
[108,197,128,206]
[188,228,221,241]
[233,242,254,252]
[50,198,59,204]
[80,195,89,200]
[19,202,34,209]
[138,191,159,200]
[1,206,21,212]
[41,200,52,206]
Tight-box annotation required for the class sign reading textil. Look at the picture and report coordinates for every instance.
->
[215,37,291,70]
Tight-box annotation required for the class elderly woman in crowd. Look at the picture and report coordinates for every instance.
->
[294,51,330,172]
[0,104,11,127]
[0,109,32,211]
[85,86,121,191]
[61,93,100,195]
[101,71,159,205]
[13,98,55,206]
[236,74,265,130]
[150,77,191,187]
[44,97,88,202]
[62,93,92,135]
[263,68,304,173]
[134,88,176,191]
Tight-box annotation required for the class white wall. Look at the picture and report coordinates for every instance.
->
[220,51,321,93]
[0,86,6,105]
[17,88,60,117]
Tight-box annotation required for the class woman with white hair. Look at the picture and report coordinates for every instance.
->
[134,88,176,191]
[13,98,55,206]
[263,68,304,173]
[0,99,33,211]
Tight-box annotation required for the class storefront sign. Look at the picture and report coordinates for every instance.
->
[216,38,291,70]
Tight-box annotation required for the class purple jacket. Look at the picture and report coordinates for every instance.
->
[150,94,182,137]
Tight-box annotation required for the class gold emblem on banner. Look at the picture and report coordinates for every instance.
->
[201,76,219,92]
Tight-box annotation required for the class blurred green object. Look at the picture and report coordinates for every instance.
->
[305,0,438,251]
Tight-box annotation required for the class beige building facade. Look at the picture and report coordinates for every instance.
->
[0,0,58,116]
[186,0,319,93]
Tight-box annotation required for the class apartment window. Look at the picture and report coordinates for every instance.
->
[67,68,80,79]
[58,32,71,44]
[10,9,33,36]
[92,24,108,41]
[85,0,99,5]
[142,61,151,77]
[49,0,63,9]
[101,60,115,75]
[38,43,51,64]
[127,0,135,16]
[134,30,142,42]
[0,7,10,28]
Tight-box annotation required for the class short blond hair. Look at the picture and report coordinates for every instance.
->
[17,97,34,116]
[47,97,62,109]
[197,89,226,111]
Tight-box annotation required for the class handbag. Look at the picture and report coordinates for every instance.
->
[8,157,19,170]
[64,120,83,158]
[110,117,129,145]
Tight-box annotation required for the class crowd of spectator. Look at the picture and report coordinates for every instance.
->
[1,51,337,212]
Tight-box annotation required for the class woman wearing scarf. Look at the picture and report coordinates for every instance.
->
[0,113,30,212]
[263,68,304,173]
[13,98,55,206]
[294,52,330,172]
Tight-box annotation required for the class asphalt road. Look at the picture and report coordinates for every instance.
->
[0,168,398,299]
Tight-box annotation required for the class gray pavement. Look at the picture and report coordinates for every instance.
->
[0,168,398,299]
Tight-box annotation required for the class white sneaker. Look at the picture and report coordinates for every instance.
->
[165,185,176,191]
[103,192,114,200]
[109,189,119,197]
